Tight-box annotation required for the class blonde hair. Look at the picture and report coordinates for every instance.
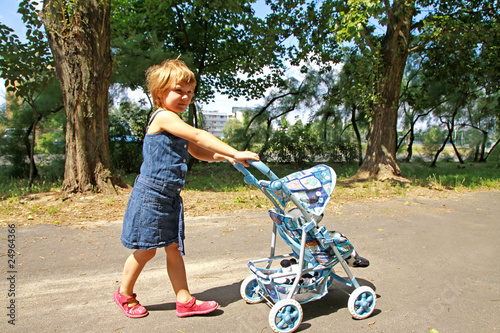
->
[146,59,197,108]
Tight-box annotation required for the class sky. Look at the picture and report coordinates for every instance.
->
[0,0,28,106]
[0,0,309,121]
[0,1,26,37]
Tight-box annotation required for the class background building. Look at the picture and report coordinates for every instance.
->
[201,110,233,138]
[231,106,248,122]
[200,107,256,138]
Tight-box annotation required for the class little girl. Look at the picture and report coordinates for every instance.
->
[113,59,259,318]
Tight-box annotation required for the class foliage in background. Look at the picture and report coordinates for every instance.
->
[0,0,63,184]
[111,0,289,131]
[264,119,363,165]
[0,127,30,178]
[108,115,143,174]
[421,125,447,160]
[267,0,499,180]
[0,79,65,178]
[1,0,498,190]
[223,108,268,152]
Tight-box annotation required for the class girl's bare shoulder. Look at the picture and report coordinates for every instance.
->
[151,109,197,139]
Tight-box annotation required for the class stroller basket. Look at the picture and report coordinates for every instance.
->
[247,262,331,304]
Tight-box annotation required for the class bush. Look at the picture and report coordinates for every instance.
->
[325,140,359,163]
[266,123,360,165]
[36,130,65,155]
[109,120,142,173]
[421,125,447,160]
[0,128,30,178]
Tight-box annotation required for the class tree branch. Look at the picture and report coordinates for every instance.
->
[383,0,392,21]
[360,24,377,52]
[244,88,303,133]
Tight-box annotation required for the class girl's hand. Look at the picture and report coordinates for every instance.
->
[233,151,260,167]
[210,151,259,165]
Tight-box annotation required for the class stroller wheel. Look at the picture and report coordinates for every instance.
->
[348,286,376,320]
[269,299,303,333]
[240,275,265,304]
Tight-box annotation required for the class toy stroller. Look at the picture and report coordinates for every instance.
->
[233,160,376,333]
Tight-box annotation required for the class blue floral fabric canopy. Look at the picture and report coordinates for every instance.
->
[281,164,336,215]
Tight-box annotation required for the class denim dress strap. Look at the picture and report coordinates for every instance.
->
[146,109,166,131]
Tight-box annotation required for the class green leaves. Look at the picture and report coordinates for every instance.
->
[333,0,382,43]
[0,1,54,101]
[111,0,286,104]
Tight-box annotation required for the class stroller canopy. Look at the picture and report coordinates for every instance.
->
[281,164,336,216]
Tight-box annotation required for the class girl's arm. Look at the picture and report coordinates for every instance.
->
[188,144,226,162]
[188,144,255,165]
[151,110,259,165]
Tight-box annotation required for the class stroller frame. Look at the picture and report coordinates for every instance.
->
[234,160,376,333]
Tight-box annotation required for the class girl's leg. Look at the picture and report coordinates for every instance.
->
[164,243,192,303]
[120,248,157,306]
[165,243,219,317]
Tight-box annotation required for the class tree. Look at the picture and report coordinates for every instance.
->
[420,1,500,163]
[420,3,500,164]
[111,0,288,130]
[461,92,499,162]
[268,0,499,180]
[321,52,372,165]
[397,54,457,163]
[41,0,125,193]
[0,0,63,185]
[430,99,463,167]
[243,76,308,151]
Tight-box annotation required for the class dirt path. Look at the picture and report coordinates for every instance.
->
[1,190,499,332]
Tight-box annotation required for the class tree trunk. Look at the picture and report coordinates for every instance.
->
[479,131,488,162]
[484,137,500,161]
[445,113,463,164]
[431,110,459,167]
[42,0,124,193]
[450,136,464,164]
[27,120,39,187]
[187,103,198,170]
[405,123,415,162]
[473,145,480,162]
[430,135,450,168]
[356,101,402,179]
[258,119,273,157]
[350,105,363,165]
[353,1,414,181]
[23,129,37,184]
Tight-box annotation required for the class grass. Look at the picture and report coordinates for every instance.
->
[0,176,62,200]
[1,159,498,224]
[185,162,250,191]
[0,159,499,200]
[399,161,500,190]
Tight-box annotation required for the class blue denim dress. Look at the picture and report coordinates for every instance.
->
[121,110,189,254]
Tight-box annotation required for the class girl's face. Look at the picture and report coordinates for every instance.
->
[161,82,195,113]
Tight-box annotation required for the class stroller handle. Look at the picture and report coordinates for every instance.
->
[233,159,280,186]
[233,160,314,221]
[246,160,270,175]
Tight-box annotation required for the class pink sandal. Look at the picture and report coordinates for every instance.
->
[176,297,219,317]
[113,287,149,318]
